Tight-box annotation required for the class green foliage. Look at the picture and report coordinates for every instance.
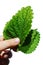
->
[3,6,40,54]
[18,29,40,53]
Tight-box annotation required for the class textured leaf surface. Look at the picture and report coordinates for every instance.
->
[3,6,40,54]
[3,6,33,45]
[18,29,40,53]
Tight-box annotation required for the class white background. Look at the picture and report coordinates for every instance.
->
[0,0,43,65]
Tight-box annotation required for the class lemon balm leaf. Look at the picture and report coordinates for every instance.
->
[3,6,33,45]
[18,29,40,53]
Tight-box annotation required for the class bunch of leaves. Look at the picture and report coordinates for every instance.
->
[3,6,40,54]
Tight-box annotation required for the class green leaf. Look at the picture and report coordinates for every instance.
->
[3,6,33,45]
[18,29,40,54]
[3,6,40,54]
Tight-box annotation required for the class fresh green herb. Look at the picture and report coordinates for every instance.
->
[3,6,40,54]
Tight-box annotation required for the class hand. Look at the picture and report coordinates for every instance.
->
[0,36,20,58]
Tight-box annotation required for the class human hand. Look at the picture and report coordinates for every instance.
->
[0,36,20,65]
[0,36,20,58]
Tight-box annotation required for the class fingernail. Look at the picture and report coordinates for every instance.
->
[15,38,20,43]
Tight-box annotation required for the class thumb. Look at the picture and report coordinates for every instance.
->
[0,38,20,51]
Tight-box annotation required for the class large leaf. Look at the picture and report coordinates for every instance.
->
[3,6,33,45]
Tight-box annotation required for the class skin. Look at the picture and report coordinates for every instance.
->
[0,36,20,58]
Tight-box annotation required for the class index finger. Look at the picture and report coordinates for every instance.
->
[0,38,20,52]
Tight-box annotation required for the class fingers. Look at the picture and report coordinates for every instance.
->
[0,51,8,58]
[8,38,20,47]
[0,38,20,51]
[0,50,12,59]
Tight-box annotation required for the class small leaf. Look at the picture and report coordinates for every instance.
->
[18,29,40,54]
